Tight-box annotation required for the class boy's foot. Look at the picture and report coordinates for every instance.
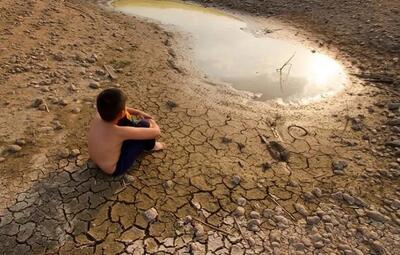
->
[152,142,166,151]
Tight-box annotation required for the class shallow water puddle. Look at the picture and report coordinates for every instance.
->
[113,0,347,102]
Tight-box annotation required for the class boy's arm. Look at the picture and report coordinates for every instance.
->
[127,107,153,119]
[117,122,160,140]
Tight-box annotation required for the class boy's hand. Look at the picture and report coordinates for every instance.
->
[140,112,153,119]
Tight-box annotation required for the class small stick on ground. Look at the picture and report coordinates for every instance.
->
[234,217,249,248]
[267,193,297,222]
[192,217,231,236]
[43,101,49,113]
[64,2,96,22]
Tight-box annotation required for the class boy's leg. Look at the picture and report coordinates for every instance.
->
[112,119,156,176]
[134,119,156,151]
[113,140,145,176]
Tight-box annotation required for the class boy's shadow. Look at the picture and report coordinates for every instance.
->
[0,161,124,254]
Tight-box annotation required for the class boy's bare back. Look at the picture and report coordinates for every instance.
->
[88,114,123,174]
[87,88,162,175]
[88,113,161,174]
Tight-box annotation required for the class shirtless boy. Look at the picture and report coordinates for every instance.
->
[88,88,164,176]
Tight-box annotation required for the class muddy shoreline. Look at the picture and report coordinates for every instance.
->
[191,0,400,89]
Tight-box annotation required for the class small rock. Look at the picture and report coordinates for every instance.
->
[306,216,321,225]
[237,197,246,206]
[0,157,5,163]
[370,240,386,254]
[269,230,281,242]
[163,180,174,189]
[70,149,80,157]
[193,222,205,237]
[353,196,368,207]
[322,215,331,222]
[59,149,70,158]
[332,160,348,171]
[385,140,400,147]
[89,81,100,89]
[388,102,400,111]
[58,99,68,106]
[189,242,201,252]
[15,139,26,146]
[293,242,305,251]
[231,175,241,186]
[294,203,309,216]
[274,215,289,225]
[312,187,322,197]
[310,233,322,242]
[263,209,274,218]
[366,210,388,222]
[247,224,260,232]
[352,248,364,255]
[247,219,261,227]
[144,208,158,222]
[191,201,201,210]
[208,234,224,251]
[233,206,245,217]
[247,237,256,247]
[7,144,22,153]
[32,98,44,108]
[71,107,81,114]
[166,100,177,108]
[249,211,261,219]
[390,199,400,209]
[314,241,324,249]
[342,193,355,204]
[184,215,192,224]
[387,118,400,126]
[304,191,315,201]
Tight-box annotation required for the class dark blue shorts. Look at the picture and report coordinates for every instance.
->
[112,117,155,176]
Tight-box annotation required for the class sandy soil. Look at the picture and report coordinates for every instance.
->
[0,0,399,254]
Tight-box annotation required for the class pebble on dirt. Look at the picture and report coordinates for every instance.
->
[89,81,100,89]
[70,149,80,157]
[144,208,158,222]
[7,144,22,153]
[231,175,241,186]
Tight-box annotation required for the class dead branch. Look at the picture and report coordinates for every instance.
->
[234,217,249,248]
[192,217,232,236]
[64,2,96,22]
[276,53,296,92]
[266,192,297,222]
[104,64,118,80]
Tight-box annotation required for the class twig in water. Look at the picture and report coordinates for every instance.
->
[276,52,296,92]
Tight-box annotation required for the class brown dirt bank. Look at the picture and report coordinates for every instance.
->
[193,0,400,88]
[0,0,399,254]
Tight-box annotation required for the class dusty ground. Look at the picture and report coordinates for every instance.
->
[0,0,399,254]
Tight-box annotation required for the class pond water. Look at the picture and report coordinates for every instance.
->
[112,0,347,102]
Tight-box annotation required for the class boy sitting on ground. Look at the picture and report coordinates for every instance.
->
[88,88,165,176]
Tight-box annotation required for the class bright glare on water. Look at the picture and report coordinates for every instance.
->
[113,0,347,102]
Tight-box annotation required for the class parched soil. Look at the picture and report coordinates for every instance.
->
[0,0,399,254]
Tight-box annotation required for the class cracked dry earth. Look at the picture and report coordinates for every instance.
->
[0,0,400,254]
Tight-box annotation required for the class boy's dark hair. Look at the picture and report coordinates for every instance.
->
[96,88,127,122]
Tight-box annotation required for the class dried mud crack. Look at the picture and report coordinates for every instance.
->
[0,0,399,254]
